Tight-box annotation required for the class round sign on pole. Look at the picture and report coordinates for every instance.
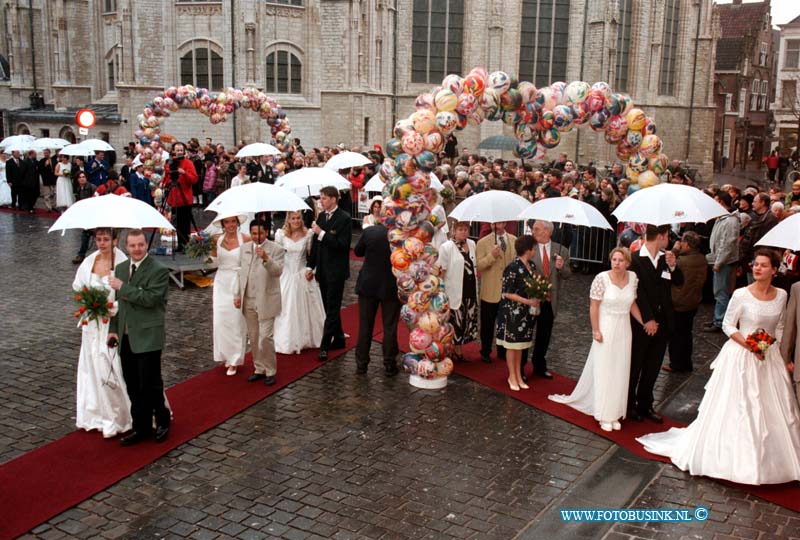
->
[75,108,96,129]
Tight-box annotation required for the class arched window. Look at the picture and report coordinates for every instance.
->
[0,54,9,81]
[16,124,31,135]
[59,126,77,144]
[518,0,569,87]
[412,0,464,84]
[180,43,223,91]
[266,51,302,94]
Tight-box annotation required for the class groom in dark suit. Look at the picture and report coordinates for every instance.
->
[108,229,171,446]
[628,224,683,423]
[353,218,401,375]
[307,186,352,361]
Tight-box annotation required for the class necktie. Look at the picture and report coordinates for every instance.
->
[130,263,138,280]
[499,235,506,252]
[542,245,550,278]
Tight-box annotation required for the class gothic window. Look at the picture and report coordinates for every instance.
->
[180,44,223,91]
[107,59,116,91]
[518,0,569,87]
[0,55,9,81]
[411,0,464,84]
[659,0,680,95]
[266,51,302,94]
[103,0,116,13]
[615,0,633,91]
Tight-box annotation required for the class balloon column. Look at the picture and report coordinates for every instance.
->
[382,68,670,387]
[134,85,291,201]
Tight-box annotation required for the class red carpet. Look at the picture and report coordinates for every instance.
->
[0,207,60,219]
[377,326,800,513]
[0,304,361,540]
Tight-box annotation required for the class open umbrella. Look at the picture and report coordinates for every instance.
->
[0,134,36,150]
[612,184,727,226]
[755,213,800,251]
[275,167,351,197]
[477,135,518,151]
[48,194,174,233]
[31,138,71,152]
[59,143,93,156]
[518,197,613,230]
[1,141,35,154]
[324,151,372,170]
[235,143,280,159]
[205,182,310,216]
[363,171,445,192]
[74,139,115,153]
[448,190,531,223]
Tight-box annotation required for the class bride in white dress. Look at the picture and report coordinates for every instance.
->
[638,250,800,485]
[211,216,249,375]
[274,211,325,354]
[73,228,132,437]
[549,248,646,431]
[55,154,75,209]
[0,154,11,207]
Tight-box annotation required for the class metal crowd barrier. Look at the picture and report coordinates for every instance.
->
[569,226,617,266]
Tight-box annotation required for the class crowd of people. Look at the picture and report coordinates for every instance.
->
[4,133,800,485]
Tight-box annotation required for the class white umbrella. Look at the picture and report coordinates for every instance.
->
[1,141,35,154]
[448,191,532,223]
[363,172,445,192]
[755,213,800,251]
[31,138,71,152]
[205,182,310,215]
[235,143,280,159]
[0,134,36,149]
[59,143,93,156]
[612,184,727,226]
[324,151,372,170]
[518,197,613,230]
[75,139,115,153]
[275,167,351,197]
[49,194,174,232]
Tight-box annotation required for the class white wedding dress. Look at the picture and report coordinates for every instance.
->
[212,233,247,366]
[273,229,325,354]
[73,249,132,438]
[0,159,11,206]
[638,287,800,485]
[56,163,75,208]
[549,271,637,423]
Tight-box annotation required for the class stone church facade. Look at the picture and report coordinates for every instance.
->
[1,0,717,176]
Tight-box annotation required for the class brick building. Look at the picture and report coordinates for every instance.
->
[772,13,800,155]
[1,0,717,178]
[712,0,774,174]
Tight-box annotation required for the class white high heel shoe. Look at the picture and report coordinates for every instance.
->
[612,421,621,430]
[600,421,613,432]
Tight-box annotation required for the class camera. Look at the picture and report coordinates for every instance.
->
[167,155,180,182]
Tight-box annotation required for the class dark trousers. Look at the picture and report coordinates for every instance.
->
[629,324,668,413]
[120,335,170,435]
[175,205,192,250]
[78,229,93,257]
[480,300,505,360]
[319,278,346,350]
[10,183,19,208]
[531,300,554,374]
[356,294,401,369]
[668,309,697,372]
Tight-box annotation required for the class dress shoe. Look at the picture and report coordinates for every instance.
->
[330,338,347,349]
[264,375,276,386]
[226,366,238,376]
[120,431,149,446]
[384,365,399,377]
[154,425,170,443]
[481,355,492,364]
[247,373,266,382]
[318,350,328,361]
[642,409,663,424]
[702,325,722,333]
[627,409,643,422]
[535,370,554,379]
[356,365,368,374]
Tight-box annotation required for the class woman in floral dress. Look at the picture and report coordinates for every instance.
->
[495,235,540,391]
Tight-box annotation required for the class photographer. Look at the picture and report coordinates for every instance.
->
[161,142,198,252]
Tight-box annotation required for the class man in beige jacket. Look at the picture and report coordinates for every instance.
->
[476,222,517,363]
[234,219,285,385]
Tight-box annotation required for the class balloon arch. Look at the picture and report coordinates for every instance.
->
[133,86,291,189]
[382,68,669,387]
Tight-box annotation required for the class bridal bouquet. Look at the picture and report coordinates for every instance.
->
[73,286,114,326]
[186,231,214,260]
[744,328,776,360]
[524,273,552,316]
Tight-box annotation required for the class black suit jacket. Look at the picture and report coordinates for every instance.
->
[630,249,684,332]
[308,207,352,283]
[38,157,57,186]
[21,158,39,190]
[6,157,21,185]
[354,224,396,300]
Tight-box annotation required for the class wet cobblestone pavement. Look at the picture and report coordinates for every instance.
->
[0,211,797,540]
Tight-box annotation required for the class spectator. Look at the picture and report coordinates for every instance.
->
[665,232,706,372]
[38,149,57,212]
[162,142,198,252]
[772,201,786,221]
[20,150,39,213]
[86,151,110,187]
[128,163,153,205]
[72,172,97,263]
[120,156,134,190]
[248,155,274,184]
[704,192,740,333]
[444,134,458,159]
[476,222,517,364]
[202,156,218,205]
[763,149,779,184]
[740,193,778,283]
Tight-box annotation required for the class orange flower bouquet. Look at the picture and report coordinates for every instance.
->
[744,328,776,360]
